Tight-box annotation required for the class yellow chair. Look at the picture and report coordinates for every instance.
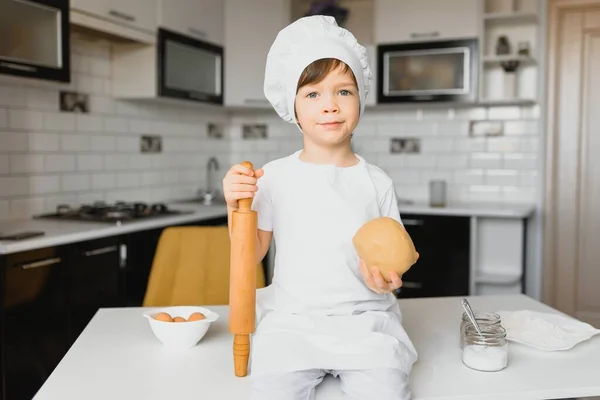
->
[143,226,265,307]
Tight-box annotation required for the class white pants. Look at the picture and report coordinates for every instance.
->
[249,368,412,400]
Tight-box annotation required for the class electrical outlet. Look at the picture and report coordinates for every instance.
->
[208,123,224,139]
[242,124,268,139]
[390,137,421,154]
[470,120,504,137]
[60,91,89,113]
[140,135,162,153]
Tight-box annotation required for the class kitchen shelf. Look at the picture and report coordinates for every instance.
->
[483,55,536,65]
[478,98,537,106]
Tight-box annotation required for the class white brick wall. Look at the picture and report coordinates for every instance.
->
[0,33,541,220]
[0,34,229,220]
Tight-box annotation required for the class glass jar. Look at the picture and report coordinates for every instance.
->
[459,312,501,348]
[462,324,508,372]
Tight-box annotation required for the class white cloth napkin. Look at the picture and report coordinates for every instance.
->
[496,310,600,351]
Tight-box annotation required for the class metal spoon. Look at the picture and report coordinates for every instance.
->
[461,298,484,339]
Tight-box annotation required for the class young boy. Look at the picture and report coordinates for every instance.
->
[222,15,418,400]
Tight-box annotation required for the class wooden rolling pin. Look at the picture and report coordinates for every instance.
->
[229,161,257,377]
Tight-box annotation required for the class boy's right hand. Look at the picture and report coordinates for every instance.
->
[222,163,264,209]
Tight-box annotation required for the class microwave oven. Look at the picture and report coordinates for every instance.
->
[157,28,223,105]
[376,39,478,104]
[0,0,70,82]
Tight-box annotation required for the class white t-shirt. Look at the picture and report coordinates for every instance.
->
[251,149,403,316]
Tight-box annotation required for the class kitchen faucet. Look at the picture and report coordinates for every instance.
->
[206,157,219,194]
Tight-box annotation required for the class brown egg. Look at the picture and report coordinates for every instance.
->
[188,312,206,321]
[173,316,186,322]
[153,312,173,322]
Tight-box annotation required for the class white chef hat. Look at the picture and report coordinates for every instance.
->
[263,15,372,125]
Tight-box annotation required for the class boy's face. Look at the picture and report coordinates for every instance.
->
[294,65,359,148]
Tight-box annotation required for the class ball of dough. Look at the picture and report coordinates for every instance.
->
[352,217,419,282]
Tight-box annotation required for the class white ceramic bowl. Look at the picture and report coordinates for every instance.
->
[143,306,219,349]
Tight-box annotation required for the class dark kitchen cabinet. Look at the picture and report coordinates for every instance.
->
[394,214,470,299]
[1,247,69,400]
[65,236,126,344]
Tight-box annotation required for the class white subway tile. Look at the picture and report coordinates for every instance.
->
[406,155,436,169]
[389,171,420,185]
[9,110,43,130]
[90,96,115,114]
[29,175,60,195]
[354,122,376,136]
[420,170,453,182]
[104,117,129,133]
[129,155,152,169]
[0,200,8,219]
[467,185,501,202]
[421,109,452,121]
[162,170,180,184]
[470,153,503,169]
[25,88,59,110]
[437,155,468,169]
[454,107,487,120]
[0,132,28,152]
[438,121,469,136]
[487,137,522,152]
[485,169,520,186]
[453,170,485,185]
[116,101,139,116]
[487,106,521,120]
[117,172,140,188]
[0,86,26,107]
[0,154,8,174]
[60,134,89,152]
[76,115,103,132]
[61,173,90,192]
[521,105,541,119]
[129,119,150,134]
[90,136,116,152]
[520,137,539,152]
[44,112,76,131]
[179,170,199,183]
[503,121,538,135]
[400,122,437,136]
[10,197,45,218]
[44,195,78,211]
[376,123,404,137]
[104,155,130,170]
[504,153,538,169]
[70,54,89,73]
[92,173,116,190]
[117,136,140,153]
[28,133,60,152]
[76,154,103,171]
[9,154,45,174]
[422,139,454,153]
[77,192,103,204]
[453,138,486,152]
[44,155,76,172]
[520,170,539,186]
[90,58,110,77]
[0,177,28,197]
[502,186,537,203]
[0,108,6,128]
[377,154,407,169]
[142,172,163,186]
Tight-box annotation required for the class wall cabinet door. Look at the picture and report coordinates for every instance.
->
[71,0,157,33]
[375,0,479,44]
[158,0,223,45]
[224,0,291,107]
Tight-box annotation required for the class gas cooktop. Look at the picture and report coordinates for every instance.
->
[35,201,192,225]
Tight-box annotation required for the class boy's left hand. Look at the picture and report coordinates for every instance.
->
[358,259,403,294]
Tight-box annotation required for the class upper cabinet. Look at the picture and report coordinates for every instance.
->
[224,0,291,108]
[375,0,480,43]
[70,0,157,43]
[158,0,224,45]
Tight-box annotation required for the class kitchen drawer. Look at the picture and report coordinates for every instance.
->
[395,214,470,298]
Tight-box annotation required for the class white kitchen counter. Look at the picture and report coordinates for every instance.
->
[397,201,535,218]
[0,204,227,255]
[33,295,600,400]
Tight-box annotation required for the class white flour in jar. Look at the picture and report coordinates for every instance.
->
[462,343,508,372]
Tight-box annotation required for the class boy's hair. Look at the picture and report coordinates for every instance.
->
[296,58,358,92]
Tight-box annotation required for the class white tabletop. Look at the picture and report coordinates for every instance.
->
[33,295,600,400]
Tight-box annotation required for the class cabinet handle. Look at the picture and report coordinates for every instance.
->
[83,245,118,257]
[188,28,206,38]
[402,281,423,289]
[108,10,135,22]
[0,61,37,72]
[410,31,439,39]
[402,218,424,226]
[17,257,62,270]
